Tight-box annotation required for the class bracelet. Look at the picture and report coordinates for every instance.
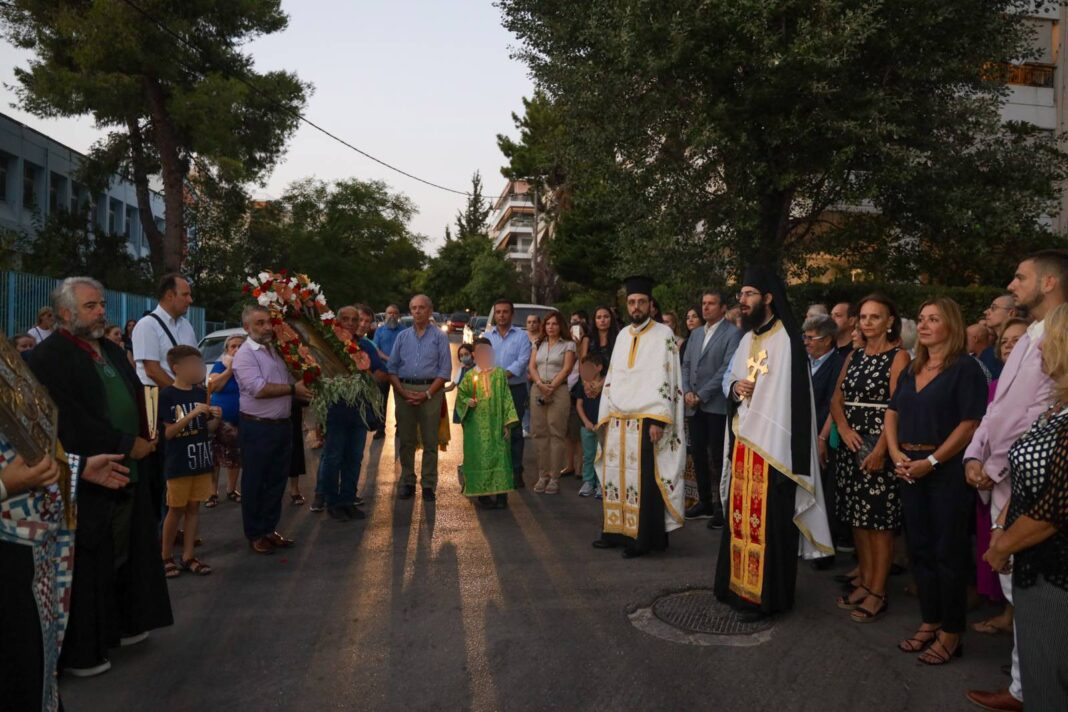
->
[818,436,828,442]
[991,523,1005,532]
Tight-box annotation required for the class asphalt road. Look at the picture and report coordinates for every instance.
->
[61,337,1012,712]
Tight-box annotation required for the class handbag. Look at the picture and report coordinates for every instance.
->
[853,432,882,470]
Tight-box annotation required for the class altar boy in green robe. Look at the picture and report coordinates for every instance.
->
[456,337,519,509]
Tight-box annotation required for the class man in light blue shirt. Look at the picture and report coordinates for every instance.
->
[387,295,451,501]
[485,299,533,486]
[371,303,407,439]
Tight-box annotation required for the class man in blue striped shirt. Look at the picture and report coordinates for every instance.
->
[485,299,533,487]
[387,294,451,501]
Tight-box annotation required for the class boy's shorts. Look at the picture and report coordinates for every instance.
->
[166,473,213,507]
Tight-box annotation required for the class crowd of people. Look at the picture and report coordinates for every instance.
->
[2,250,1068,711]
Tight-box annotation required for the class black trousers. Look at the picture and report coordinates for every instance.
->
[900,459,972,634]
[0,540,43,712]
[240,418,293,540]
[508,384,528,478]
[688,410,726,512]
[601,420,669,553]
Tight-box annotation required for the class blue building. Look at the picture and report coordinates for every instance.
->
[0,111,165,258]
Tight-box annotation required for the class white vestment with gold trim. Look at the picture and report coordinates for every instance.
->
[595,319,686,536]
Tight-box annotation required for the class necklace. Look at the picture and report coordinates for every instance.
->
[922,361,943,372]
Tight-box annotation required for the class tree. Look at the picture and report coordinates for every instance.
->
[1,0,309,276]
[498,0,1068,280]
[20,208,153,293]
[454,171,491,238]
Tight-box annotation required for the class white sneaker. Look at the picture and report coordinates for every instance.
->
[578,481,595,497]
[595,486,602,500]
[120,631,149,647]
[65,659,112,677]
[522,429,531,438]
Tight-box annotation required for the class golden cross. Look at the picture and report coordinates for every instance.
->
[746,350,769,381]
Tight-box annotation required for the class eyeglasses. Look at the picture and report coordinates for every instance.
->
[737,290,762,300]
[802,334,830,342]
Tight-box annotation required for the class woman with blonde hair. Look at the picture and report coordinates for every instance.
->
[885,297,988,664]
[983,303,1068,708]
[528,311,576,494]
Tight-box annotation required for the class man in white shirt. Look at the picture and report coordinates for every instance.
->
[131,274,198,387]
[27,306,55,344]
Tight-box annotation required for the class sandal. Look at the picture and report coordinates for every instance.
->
[898,626,941,653]
[290,493,305,506]
[545,478,560,495]
[972,617,1013,635]
[226,490,241,503]
[533,476,550,493]
[205,494,219,509]
[850,592,888,623]
[163,559,181,578]
[836,584,870,610]
[180,558,213,576]
[918,637,962,666]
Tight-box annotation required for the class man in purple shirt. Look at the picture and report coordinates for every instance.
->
[964,250,1067,712]
[232,304,312,554]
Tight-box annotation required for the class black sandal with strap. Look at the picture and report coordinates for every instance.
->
[163,560,181,578]
[850,592,888,623]
[227,490,241,503]
[898,626,941,653]
[836,584,871,611]
[919,637,962,666]
[181,558,213,576]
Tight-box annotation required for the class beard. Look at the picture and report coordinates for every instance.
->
[71,317,105,340]
[629,308,649,325]
[740,301,768,332]
[385,316,399,328]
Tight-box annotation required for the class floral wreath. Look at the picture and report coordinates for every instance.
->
[243,270,380,426]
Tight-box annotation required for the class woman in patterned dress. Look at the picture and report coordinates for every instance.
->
[829,294,910,622]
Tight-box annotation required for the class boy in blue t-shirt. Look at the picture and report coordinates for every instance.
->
[571,353,605,498]
[158,345,221,577]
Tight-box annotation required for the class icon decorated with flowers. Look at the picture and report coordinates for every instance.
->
[243,270,381,426]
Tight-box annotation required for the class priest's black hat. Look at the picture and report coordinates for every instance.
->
[623,275,655,297]
[741,264,778,294]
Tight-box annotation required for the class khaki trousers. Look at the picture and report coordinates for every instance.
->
[394,383,443,489]
[530,389,571,477]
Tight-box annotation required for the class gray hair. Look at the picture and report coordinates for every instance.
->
[410,294,433,310]
[242,304,270,325]
[807,303,829,317]
[802,314,837,340]
[900,318,918,352]
[52,276,104,324]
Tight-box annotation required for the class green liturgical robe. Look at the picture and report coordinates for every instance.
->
[456,367,518,496]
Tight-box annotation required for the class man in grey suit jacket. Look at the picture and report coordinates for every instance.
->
[682,290,742,528]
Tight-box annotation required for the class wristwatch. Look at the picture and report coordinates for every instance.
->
[926,454,939,469]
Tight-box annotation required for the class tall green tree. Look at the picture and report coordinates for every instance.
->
[454,170,491,237]
[1,0,309,276]
[499,0,1068,281]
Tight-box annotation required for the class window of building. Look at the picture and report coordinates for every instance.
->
[23,163,37,209]
[108,201,117,234]
[0,156,7,203]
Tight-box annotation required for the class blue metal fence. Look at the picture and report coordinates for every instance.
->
[0,270,206,340]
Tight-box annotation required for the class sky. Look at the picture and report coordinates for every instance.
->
[0,0,533,252]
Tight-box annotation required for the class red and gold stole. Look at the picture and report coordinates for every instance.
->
[728,440,769,603]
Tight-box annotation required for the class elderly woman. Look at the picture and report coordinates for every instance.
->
[885,298,988,665]
[207,334,246,507]
[983,303,1068,708]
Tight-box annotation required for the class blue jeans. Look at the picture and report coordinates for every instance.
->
[315,403,369,507]
[240,417,293,540]
[580,427,599,485]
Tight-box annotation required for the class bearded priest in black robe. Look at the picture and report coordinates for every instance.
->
[714,266,833,620]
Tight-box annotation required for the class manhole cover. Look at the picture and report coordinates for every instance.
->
[652,589,773,635]
[629,589,774,646]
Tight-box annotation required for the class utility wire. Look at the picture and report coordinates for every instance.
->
[117,0,493,199]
